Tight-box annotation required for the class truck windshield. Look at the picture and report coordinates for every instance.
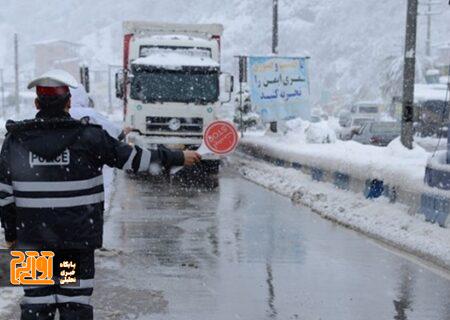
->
[130,66,219,104]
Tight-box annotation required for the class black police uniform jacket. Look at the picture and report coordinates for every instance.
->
[0,112,184,250]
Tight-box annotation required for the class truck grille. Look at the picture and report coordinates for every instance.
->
[146,117,203,133]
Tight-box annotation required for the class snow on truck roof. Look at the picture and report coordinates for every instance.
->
[123,21,223,38]
[132,53,219,69]
[147,34,213,46]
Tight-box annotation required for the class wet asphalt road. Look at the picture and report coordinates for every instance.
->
[90,166,450,320]
[3,165,450,319]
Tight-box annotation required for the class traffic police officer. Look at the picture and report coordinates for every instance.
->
[0,69,201,319]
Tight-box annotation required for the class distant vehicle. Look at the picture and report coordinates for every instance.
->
[349,101,382,120]
[338,117,373,140]
[352,121,400,146]
[311,108,329,122]
[115,21,234,174]
[351,117,373,127]
[390,84,449,138]
[338,110,352,127]
[310,115,321,123]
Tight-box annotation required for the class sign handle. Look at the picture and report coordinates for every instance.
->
[170,143,211,175]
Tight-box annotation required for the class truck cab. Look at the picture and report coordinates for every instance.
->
[116,22,233,171]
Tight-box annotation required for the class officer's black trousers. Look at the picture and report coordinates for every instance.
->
[20,250,95,320]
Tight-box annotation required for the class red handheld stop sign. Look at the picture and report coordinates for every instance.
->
[170,121,239,175]
[201,121,239,155]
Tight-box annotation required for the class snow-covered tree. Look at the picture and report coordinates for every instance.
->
[379,53,432,103]
[233,87,260,130]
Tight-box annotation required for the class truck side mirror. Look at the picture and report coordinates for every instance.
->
[115,70,124,99]
[79,65,90,93]
[220,73,233,103]
[224,74,234,93]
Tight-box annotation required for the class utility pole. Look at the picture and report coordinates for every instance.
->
[14,33,20,115]
[270,0,279,133]
[0,69,5,118]
[108,65,113,114]
[401,0,418,149]
[272,0,279,55]
[419,0,441,56]
[237,56,248,137]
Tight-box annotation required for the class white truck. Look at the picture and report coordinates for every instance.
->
[115,21,233,173]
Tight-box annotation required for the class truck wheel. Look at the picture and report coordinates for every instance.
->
[203,160,220,174]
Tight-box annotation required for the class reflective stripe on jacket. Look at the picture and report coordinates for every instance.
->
[0,113,184,249]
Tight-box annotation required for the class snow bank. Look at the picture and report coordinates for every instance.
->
[305,122,337,144]
[242,129,429,194]
[415,84,449,103]
[233,156,450,271]
[274,118,337,145]
[415,136,447,152]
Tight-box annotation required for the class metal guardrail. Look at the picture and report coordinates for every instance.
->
[238,142,449,227]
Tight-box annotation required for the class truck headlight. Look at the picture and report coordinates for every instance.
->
[168,118,181,131]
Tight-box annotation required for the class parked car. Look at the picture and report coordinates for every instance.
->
[310,115,322,123]
[349,101,382,121]
[338,110,352,127]
[352,121,401,146]
[338,117,373,140]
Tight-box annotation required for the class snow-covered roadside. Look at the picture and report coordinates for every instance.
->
[241,118,440,197]
[415,136,447,152]
[242,134,429,195]
[232,155,450,271]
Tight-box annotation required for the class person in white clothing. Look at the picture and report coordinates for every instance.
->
[69,83,132,140]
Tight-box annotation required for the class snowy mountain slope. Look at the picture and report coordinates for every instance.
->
[0,0,448,105]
